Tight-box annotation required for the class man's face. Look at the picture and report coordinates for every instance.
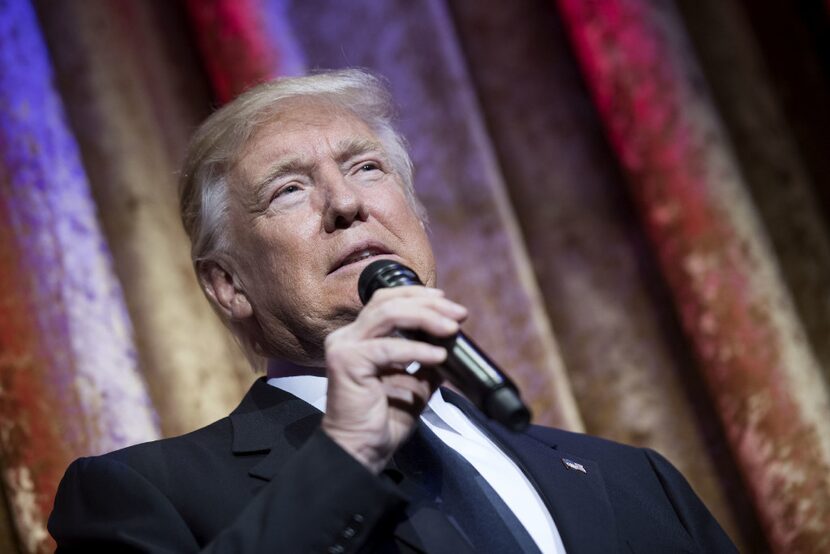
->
[224,98,436,365]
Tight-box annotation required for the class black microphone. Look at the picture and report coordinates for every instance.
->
[358,259,531,432]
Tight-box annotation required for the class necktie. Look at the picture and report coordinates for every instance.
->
[393,421,541,553]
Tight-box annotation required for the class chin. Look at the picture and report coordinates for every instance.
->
[329,303,362,325]
[322,280,364,310]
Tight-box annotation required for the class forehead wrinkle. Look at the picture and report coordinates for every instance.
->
[252,136,385,203]
[238,114,386,212]
[250,155,315,204]
[333,137,385,165]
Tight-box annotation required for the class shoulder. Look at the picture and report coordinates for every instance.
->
[95,416,232,478]
[525,423,649,463]
[50,417,241,543]
[524,424,689,489]
[521,425,736,551]
[59,415,236,510]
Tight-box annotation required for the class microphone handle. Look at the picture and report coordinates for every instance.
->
[358,258,531,431]
[403,329,531,432]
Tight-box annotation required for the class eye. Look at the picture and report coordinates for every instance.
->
[347,159,385,182]
[275,184,301,198]
[269,183,304,206]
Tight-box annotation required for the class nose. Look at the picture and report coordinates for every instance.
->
[321,169,368,232]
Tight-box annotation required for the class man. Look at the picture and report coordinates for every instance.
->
[49,70,736,553]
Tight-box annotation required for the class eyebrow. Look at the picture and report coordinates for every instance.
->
[251,138,386,205]
[333,138,385,165]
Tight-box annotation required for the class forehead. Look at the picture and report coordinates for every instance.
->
[233,99,378,179]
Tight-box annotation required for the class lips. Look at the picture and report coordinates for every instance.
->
[329,241,393,274]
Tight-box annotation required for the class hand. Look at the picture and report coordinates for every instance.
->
[321,286,467,473]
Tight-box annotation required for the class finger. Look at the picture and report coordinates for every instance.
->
[369,286,444,303]
[383,383,431,414]
[380,370,439,413]
[380,365,443,396]
[370,288,465,320]
[353,298,467,339]
[423,297,468,321]
[360,337,448,369]
[360,287,467,335]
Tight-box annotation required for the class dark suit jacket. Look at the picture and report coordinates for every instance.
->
[49,377,736,553]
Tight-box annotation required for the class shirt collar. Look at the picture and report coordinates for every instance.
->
[266,374,462,436]
[267,374,328,412]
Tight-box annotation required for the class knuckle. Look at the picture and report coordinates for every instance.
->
[325,332,351,360]
[375,302,397,321]
[371,286,427,302]
[324,328,344,349]
[371,288,397,302]
[376,340,395,361]
[325,343,343,362]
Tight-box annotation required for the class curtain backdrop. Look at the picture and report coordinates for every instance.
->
[1,0,829,551]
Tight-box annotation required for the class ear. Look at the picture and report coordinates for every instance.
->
[199,260,253,320]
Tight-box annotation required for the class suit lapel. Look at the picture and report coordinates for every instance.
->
[393,501,476,553]
[228,378,472,554]
[229,378,324,481]
[441,388,620,553]
[386,433,476,554]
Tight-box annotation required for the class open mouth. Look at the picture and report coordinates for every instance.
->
[330,243,393,274]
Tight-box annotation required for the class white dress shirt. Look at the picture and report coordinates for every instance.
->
[268,375,566,553]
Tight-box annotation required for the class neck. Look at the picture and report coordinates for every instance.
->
[266,358,326,379]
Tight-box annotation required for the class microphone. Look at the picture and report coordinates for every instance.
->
[358,259,531,432]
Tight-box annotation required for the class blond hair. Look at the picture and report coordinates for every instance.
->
[178,69,424,369]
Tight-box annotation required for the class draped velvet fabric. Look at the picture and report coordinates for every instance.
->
[0,0,828,551]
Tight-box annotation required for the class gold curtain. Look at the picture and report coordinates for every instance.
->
[1,0,829,551]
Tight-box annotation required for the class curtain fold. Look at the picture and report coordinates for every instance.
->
[677,0,830,408]
[555,1,830,551]
[271,0,584,430]
[33,0,254,440]
[185,0,304,102]
[1,0,828,551]
[0,2,160,551]
[445,0,754,548]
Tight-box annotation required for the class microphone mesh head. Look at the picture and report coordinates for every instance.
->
[358,259,422,304]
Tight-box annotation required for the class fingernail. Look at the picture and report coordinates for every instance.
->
[442,318,459,332]
[450,303,467,314]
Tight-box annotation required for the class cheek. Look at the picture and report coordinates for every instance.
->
[250,243,323,323]
[374,186,421,225]
[414,235,437,287]
[378,197,436,282]
[259,237,314,290]
[236,222,315,293]
[247,212,317,260]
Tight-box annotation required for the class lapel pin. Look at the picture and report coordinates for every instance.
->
[561,458,587,474]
